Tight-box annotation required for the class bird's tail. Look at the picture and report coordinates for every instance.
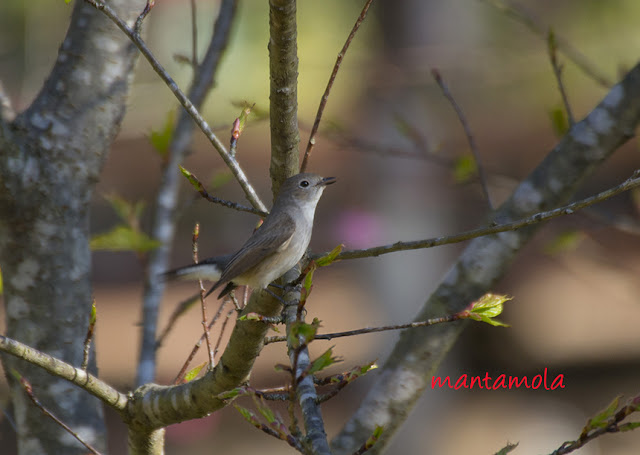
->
[161,255,231,282]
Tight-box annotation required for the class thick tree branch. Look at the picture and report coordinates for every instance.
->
[268,0,300,193]
[331,62,640,454]
[0,335,127,412]
[0,1,143,452]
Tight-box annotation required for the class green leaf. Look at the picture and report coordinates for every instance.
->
[236,103,254,136]
[619,422,640,432]
[549,106,569,137]
[475,314,510,327]
[183,362,207,382]
[344,362,378,382]
[588,395,622,430]
[303,265,317,295]
[494,442,519,455]
[363,426,384,450]
[104,194,145,224]
[453,154,477,183]
[316,244,344,267]
[0,267,3,295]
[89,300,97,325]
[231,100,269,121]
[288,321,319,347]
[90,226,161,253]
[309,347,341,375]
[463,293,512,327]
[179,165,205,193]
[256,402,276,424]
[545,230,585,255]
[234,405,259,426]
[470,293,510,317]
[218,388,245,400]
[149,110,176,156]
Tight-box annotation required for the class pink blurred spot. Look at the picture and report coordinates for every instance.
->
[336,210,383,249]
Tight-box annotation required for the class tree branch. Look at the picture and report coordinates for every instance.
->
[269,0,301,193]
[84,0,266,213]
[282,270,331,455]
[0,335,128,412]
[319,168,640,261]
[300,0,374,173]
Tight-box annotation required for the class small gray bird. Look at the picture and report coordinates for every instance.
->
[164,173,336,298]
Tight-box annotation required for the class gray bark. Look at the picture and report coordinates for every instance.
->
[0,1,142,453]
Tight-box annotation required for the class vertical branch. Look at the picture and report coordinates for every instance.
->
[269,0,300,194]
[432,69,493,210]
[282,269,331,455]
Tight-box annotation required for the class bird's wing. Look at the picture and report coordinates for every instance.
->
[210,213,297,292]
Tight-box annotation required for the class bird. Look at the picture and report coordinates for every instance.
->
[163,173,336,299]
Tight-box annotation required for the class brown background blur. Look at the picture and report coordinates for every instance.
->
[1,0,640,454]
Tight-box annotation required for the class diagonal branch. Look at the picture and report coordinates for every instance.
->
[0,335,128,412]
[300,0,375,173]
[84,0,266,212]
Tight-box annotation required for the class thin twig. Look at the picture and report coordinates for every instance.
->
[190,0,198,70]
[300,0,375,172]
[134,0,154,33]
[14,373,102,455]
[84,0,267,212]
[548,30,575,126]
[192,224,215,367]
[182,167,267,216]
[155,293,200,349]
[265,314,459,344]
[328,127,453,164]
[432,68,493,209]
[173,300,230,385]
[479,0,612,88]
[550,395,640,455]
[81,300,97,371]
[321,169,640,261]
[213,307,235,358]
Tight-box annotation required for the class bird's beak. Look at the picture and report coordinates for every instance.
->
[320,176,337,186]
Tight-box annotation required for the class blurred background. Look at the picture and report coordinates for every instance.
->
[1,0,640,453]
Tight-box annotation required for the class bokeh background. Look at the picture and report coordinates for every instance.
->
[1,0,640,453]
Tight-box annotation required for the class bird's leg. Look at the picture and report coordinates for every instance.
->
[263,287,289,305]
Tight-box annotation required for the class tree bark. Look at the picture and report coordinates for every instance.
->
[0,1,142,453]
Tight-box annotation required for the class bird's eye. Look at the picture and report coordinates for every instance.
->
[299,180,310,188]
